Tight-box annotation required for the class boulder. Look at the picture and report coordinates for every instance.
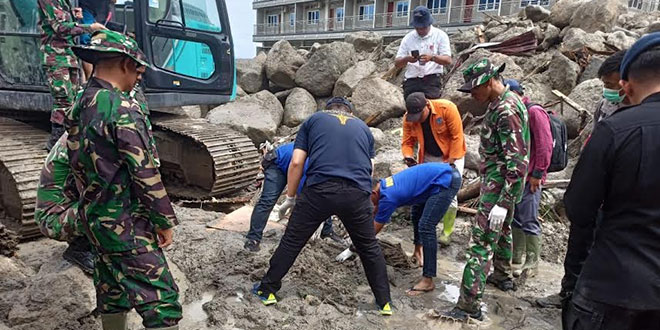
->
[464,135,482,171]
[524,5,551,22]
[539,23,561,50]
[370,127,386,150]
[450,29,478,53]
[274,88,294,106]
[569,0,628,33]
[547,52,580,95]
[561,27,607,52]
[345,31,383,53]
[523,73,556,106]
[373,149,406,180]
[578,55,606,84]
[550,0,588,28]
[236,52,267,93]
[606,31,636,51]
[443,49,525,116]
[297,49,310,58]
[552,79,603,138]
[647,21,660,34]
[484,24,509,41]
[295,42,357,97]
[333,60,377,97]
[382,39,402,59]
[207,90,283,144]
[490,26,533,43]
[265,40,307,89]
[283,88,317,128]
[350,78,405,126]
[236,85,247,98]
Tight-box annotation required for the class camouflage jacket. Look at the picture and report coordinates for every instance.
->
[68,77,177,254]
[37,0,93,68]
[479,87,530,209]
[35,132,81,240]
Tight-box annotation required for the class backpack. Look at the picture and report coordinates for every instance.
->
[526,103,568,173]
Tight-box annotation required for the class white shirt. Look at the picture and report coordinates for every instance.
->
[396,26,451,79]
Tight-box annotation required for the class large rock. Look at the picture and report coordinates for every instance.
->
[443,49,524,116]
[550,0,588,28]
[539,23,561,50]
[370,127,386,150]
[450,29,478,53]
[489,26,532,43]
[265,40,307,89]
[569,0,628,33]
[606,31,636,51]
[547,52,580,95]
[373,149,406,180]
[382,39,402,59]
[647,21,660,34]
[333,60,377,97]
[207,90,283,144]
[524,5,551,22]
[283,88,317,128]
[464,135,482,171]
[553,79,603,139]
[350,78,405,126]
[345,31,383,53]
[561,27,607,52]
[295,42,357,97]
[578,55,606,84]
[236,52,267,93]
[523,73,556,106]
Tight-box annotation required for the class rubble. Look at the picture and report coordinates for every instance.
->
[464,134,482,171]
[344,31,383,53]
[294,42,356,97]
[283,88,317,128]
[0,226,18,257]
[350,77,405,126]
[548,52,580,95]
[524,5,551,23]
[333,60,377,97]
[569,0,628,33]
[265,40,306,89]
[235,52,267,94]
[549,0,588,29]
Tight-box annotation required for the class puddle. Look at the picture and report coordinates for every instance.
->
[437,282,460,304]
[184,291,214,324]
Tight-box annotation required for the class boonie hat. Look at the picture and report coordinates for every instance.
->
[72,30,150,67]
[405,92,427,122]
[457,58,505,93]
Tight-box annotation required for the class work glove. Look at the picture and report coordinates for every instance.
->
[335,248,355,262]
[488,205,508,231]
[278,196,296,221]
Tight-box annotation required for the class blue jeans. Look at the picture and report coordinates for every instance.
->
[411,168,462,278]
[246,164,332,242]
[513,182,542,236]
[79,9,96,45]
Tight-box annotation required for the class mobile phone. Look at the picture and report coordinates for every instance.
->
[411,50,420,58]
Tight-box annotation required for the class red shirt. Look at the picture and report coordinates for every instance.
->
[523,97,553,183]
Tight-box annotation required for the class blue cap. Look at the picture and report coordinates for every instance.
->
[620,32,660,80]
[410,6,434,28]
[504,79,524,95]
[326,97,355,112]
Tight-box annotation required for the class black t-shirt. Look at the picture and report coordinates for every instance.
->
[421,114,443,157]
[294,111,375,193]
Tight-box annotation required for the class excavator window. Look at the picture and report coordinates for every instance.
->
[147,0,223,33]
[151,36,215,79]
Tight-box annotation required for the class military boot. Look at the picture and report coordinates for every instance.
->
[521,234,541,278]
[511,227,526,277]
[45,123,65,151]
[63,235,95,275]
[101,312,127,330]
[438,207,457,246]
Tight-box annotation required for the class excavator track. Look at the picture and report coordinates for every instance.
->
[0,118,48,239]
[151,117,261,200]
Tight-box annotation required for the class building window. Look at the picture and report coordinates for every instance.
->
[520,0,549,6]
[396,1,409,17]
[359,4,375,21]
[267,14,279,27]
[307,10,320,24]
[289,13,295,26]
[628,0,643,9]
[427,0,448,14]
[478,0,501,11]
[336,7,344,22]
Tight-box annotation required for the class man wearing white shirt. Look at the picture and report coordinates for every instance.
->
[395,6,452,99]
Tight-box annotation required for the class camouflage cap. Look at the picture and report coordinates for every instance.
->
[72,30,149,67]
[457,58,505,93]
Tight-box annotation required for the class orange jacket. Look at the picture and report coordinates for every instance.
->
[402,99,466,163]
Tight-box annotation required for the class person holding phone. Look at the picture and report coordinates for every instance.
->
[395,6,452,99]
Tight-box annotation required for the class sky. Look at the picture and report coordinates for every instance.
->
[225,0,257,59]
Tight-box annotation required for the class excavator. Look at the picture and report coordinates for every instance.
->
[0,0,261,239]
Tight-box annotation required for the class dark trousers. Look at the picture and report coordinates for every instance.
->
[411,168,462,277]
[403,74,442,99]
[513,182,542,236]
[258,179,391,306]
[246,165,332,242]
[563,292,660,330]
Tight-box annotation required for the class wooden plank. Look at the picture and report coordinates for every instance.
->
[206,205,285,233]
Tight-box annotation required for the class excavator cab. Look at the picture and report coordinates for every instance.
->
[0,0,260,239]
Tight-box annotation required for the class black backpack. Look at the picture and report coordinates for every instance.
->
[526,103,568,173]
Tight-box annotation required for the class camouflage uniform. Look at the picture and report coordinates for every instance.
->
[68,31,181,328]
[455,59,530,313]
[37,0,93,125]
[35,132,81,241]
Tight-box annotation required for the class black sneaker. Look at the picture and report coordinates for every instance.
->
[244,239,260,252]
[320,231,345,244]
[63,245,94,275]
[439,307,483,322]
[486,275,517,292]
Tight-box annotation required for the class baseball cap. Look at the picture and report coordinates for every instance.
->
[405,92,427,122]
[410,6,434,28]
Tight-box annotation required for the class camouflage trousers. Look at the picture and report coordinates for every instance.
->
[44,66,81,125]
[34,202,79,242]
[95,248,182,328]
[456,189,514,313]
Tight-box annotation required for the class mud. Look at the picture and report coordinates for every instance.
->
[0,225,18,257]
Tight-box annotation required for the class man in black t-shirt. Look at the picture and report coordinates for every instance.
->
[254,97,393,316]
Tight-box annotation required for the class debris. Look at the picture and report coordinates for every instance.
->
[0,225,19,257]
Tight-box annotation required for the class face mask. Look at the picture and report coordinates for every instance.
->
[603,87,625,104]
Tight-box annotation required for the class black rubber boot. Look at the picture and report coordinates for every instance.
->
[63,236,95,275]
[439,306,483,322]
[320,231,345,244]
[45,123,66,151]
[486,274,517,292]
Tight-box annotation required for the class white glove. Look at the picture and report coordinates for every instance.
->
[335,248,355,262]
[488,205,508,231]
[278,196,296,220]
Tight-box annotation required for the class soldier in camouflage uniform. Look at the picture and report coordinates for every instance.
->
[37,0,105,150]
[68,30,181,330]
[35,131,95,274]
[441,59,530,322]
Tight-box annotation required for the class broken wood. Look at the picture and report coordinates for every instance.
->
[475,25,486,43]
[521,60,551,82]
[552,90,590,116]
[458,206,478,215]
[365,112,382,126]
[543,179,570,189]
[458,180,481,202]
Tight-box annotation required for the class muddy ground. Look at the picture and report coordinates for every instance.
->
[0,205,565,329]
